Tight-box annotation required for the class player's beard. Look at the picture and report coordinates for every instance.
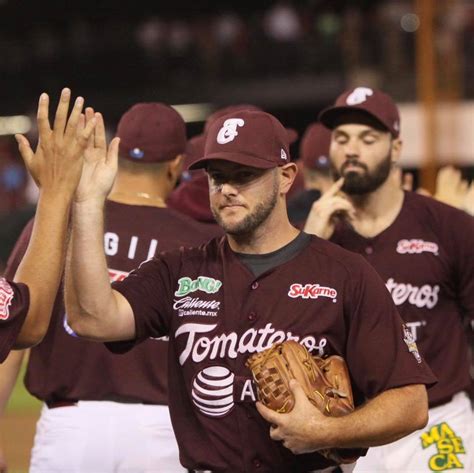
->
[212,175,279,236]
[332,149,392,195]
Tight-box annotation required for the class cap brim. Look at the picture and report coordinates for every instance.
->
[318,106,388,132]
[188,152,278,170]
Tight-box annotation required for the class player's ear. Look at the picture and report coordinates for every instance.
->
[167,154,184,183]
[279,162,298,195]
[391,138,402,165]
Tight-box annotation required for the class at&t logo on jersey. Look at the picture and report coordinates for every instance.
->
[192,366,235,417]
[175,276,222,297]
[288,283,337,302]
[0,278,14,320]
[396,239,439,255]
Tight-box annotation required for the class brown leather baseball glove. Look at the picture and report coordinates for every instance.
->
[245,340,361,464]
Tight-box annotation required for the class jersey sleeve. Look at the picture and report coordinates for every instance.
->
[108,253,177,352]
[0,278,30,362]
[344,255,437,398]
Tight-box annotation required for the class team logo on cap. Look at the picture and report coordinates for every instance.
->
[346,87,374,105]
[281,148,287,161]
[129,147,145,159]
[217,118,245,144]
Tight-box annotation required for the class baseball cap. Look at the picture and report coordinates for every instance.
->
[299,122,332,171]
[117,102,186,163]
[185,104,298,170]
[189,109,291,170]
[318,87,400,138]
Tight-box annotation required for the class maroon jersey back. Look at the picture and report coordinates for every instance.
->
[5,200,216,404]
[110,235,436,472]
[0,278,29,363]
[331,191,474,407]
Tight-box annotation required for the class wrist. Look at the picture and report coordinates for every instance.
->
[37,189,74,208]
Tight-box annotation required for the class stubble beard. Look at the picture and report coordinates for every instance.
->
[212,178,279,236]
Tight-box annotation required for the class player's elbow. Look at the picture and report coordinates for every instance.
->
[14,322,47,348]
[404,384,429,432]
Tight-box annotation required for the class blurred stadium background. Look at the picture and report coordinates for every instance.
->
[0,0,473,471]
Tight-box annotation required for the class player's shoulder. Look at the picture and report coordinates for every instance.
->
[305,233,371,275]
[404,190,470,219]
[158,235,225,263]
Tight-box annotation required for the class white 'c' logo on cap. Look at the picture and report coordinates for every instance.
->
[346,87,374,105]
[216,118,245,144]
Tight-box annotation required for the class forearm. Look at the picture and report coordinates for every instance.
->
[65,199,119,338]
[322,384,428,449]
[14,191,72,347]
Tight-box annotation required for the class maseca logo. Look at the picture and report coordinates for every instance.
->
[216,118,245,144]
[0,278,15,320]
[396,239,439,255]
[288,283,337,303]
[421,423,466,471]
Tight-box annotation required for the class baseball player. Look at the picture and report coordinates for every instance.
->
[305,86,474,472]
[287,121,334,227]
[0,88,98,360]
[65,108,436,473]
[0,103,217,472]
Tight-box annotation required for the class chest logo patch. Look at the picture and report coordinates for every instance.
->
[288,283,337,303]
[421,422,466,471]
[175,277,222,297]
[396,239,439,255]
[192,366,234,417]
[0,278,15,320]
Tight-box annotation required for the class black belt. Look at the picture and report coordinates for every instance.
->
[46,400,78,409]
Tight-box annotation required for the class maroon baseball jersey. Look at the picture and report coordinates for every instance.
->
[0,277,29,363]
[331,191,474,408]
[4,200,216,404]
[110,234,436,472]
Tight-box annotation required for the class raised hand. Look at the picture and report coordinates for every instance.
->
[304,178,355,239]
[74,107,120,203]
[15,88,96,199]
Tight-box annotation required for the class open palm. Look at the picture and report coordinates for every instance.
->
[75,108,120,203]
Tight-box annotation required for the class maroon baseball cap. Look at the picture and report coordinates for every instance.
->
[299,122,332,170]
[185,104,298,170]
[318,87,400,137]
[117,102,186,163]
[189,110,291,170]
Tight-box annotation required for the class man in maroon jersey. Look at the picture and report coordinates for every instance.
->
[0,102,216,472]
[65,108,436,473]
[305,86,473,472]
[0,88,99,362]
